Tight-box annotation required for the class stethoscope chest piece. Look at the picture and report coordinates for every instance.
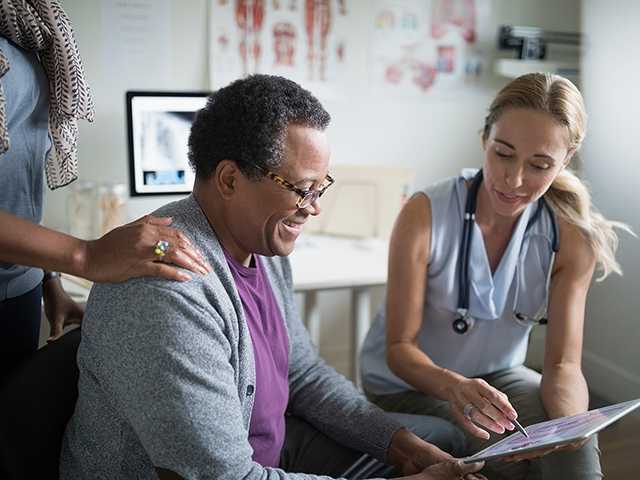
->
[452,317,470,334]
[453,311,475,334]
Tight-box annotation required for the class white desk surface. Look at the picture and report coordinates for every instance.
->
[289,234,389,292]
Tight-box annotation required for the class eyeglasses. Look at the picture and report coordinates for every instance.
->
[260,168,335,209]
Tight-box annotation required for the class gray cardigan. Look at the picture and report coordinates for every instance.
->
[60,195,402,480]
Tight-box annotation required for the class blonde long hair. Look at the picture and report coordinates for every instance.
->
[483,73,632,280]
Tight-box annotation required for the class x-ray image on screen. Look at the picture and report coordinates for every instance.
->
[127,92,209,196]
[138,110,194,186]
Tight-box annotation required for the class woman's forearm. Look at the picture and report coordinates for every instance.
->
[0,210,87,276]
[541,362,589,419]
[387,341,464,400]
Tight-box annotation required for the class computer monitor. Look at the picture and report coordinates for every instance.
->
[126,91,209,196]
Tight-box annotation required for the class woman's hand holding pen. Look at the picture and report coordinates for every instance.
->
[445,377,519,439]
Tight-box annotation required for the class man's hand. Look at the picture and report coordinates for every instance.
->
[43,275,84,341]
[386,427,453,475]
[419,460,486,480]
[386,428,485,479]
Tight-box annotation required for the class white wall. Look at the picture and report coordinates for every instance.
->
[580,0,640,402]
[46,0,582,377]
[45,0,581,230]
[44,0,209,230]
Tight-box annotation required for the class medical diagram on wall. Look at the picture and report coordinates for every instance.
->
[209,0,350,96]
[370,0,489,95]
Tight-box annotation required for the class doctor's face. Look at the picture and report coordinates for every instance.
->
[482,107,572,218]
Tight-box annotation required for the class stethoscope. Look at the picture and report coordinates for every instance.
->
[452,170,560,334]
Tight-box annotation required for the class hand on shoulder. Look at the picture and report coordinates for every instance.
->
[81,215,211,283]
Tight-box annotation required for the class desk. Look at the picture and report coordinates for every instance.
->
[290,235,388,386]
[61,234,389,387]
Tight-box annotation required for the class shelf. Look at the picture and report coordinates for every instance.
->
[494,58,579,79]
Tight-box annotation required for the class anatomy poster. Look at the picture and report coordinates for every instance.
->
[370,0,489,96]
[209,0,350,96]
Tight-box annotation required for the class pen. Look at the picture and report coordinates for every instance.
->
[512,417,529,437]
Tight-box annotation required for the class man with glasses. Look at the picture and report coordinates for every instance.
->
[61,75,483,480]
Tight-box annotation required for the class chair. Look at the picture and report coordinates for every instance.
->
[0,328,81,480]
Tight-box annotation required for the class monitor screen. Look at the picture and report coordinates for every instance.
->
[126,91,209,196]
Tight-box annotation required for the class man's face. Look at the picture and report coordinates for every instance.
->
[232,125,331,259]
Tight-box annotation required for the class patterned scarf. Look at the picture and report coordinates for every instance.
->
[0,0,94,189]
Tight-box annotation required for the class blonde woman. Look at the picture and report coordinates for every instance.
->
[360,73,630,479]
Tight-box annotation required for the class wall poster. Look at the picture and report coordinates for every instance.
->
[209,0,351,97]
[369,0,489,96]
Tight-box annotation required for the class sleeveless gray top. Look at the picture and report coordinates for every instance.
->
[360,169,555,395]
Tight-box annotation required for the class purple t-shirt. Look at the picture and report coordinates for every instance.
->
[224,250,290,467]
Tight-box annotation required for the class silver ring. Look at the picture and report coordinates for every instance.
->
[463,403,475,420]
[154,239,170,259]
